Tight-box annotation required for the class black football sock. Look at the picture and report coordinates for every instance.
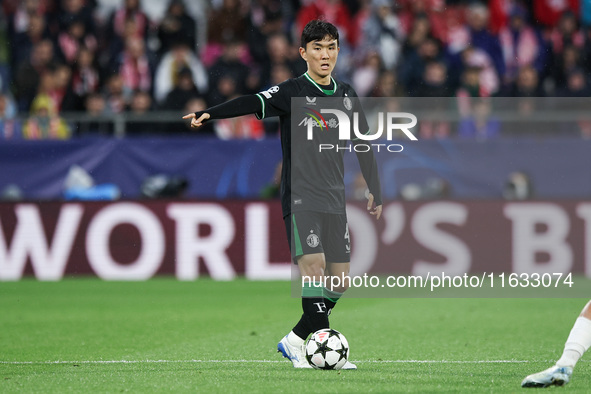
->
[292,282,328,340]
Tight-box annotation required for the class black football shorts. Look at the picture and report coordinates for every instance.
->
[284,211,351,263]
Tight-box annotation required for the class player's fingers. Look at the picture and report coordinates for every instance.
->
[375,205,382,220]
[367,192,374,211]
[182,113,195,119]
[369,205,382,219]
[197,113,210,123]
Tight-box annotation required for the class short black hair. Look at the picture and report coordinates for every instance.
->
[300,19,339,49]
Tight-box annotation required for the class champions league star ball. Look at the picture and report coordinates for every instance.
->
[305,329,350,370]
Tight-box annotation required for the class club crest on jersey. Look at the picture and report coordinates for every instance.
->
[343,97,352,111]
[307,232,320,248]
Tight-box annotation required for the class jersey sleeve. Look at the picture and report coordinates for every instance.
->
[254,79,295,119]
[347,86,383,206]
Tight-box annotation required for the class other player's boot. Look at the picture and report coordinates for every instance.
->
[277,335,312,368]
[341,360,357,370]
[521,365,573,388]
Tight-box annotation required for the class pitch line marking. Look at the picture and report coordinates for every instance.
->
[0,359,536,365]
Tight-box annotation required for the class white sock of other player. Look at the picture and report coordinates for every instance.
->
[556,316,591,368]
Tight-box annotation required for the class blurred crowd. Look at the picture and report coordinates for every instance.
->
[1,0,591,140]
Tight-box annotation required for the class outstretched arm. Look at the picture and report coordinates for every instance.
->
[182,95,262,128]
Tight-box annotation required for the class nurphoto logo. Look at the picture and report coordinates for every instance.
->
[305,109,417,153]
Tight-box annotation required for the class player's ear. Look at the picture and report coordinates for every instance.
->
[299,46,307,61]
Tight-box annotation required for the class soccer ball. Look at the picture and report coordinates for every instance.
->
[305,328,350,370]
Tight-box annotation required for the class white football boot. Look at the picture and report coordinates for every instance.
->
[277,335,312,368]
[521,365,573,388]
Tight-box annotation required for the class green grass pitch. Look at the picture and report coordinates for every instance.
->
[1,278,589,393]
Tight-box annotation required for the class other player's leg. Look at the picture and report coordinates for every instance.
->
[522,300,591,387]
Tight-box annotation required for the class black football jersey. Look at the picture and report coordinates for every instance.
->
[255,73,382,217]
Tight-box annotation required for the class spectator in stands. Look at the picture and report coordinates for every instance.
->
[126,90,157,134]
[551,10,584,56]
[207,74,238,107]
[504,65,544,97]
[50,63,78,112]
[71,46,99,107]
[23,94,71,139]
[397,0,449,45]
[77,92,112,136]
[553,44,583,89]
[11,11,50,71]
[361,0,404,71]
[399,37,445,96]
[352,51,381,97]
[0,93,21,139]
[558,68,591,97]
[415,60,451,97]
[246,0,283,65]
[57,16,97,65]
[14,39,55,112]
[370,70,403,97]
[456,66,487,118]
[347,0,369,47]
[456,66,485,98]
[57,0,95,33]
[160,67,202,111]
[103,15,139,74]
[401,13,431,58]
[109,0,149,42]
[458,98,500,140]
[498,5,546,86]
[158,0,197,56]
[7,0,51,37]
[112,36,154,95]
[209,0,247,43]
[206,0,248,63]
[154,41,207,105]
[208,40,252,101]
[448,4,505,80]
[259,33,305,89]
[455,46,500,96]
[103,73,127,114]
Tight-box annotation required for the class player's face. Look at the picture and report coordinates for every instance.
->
[300,37,339,83]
